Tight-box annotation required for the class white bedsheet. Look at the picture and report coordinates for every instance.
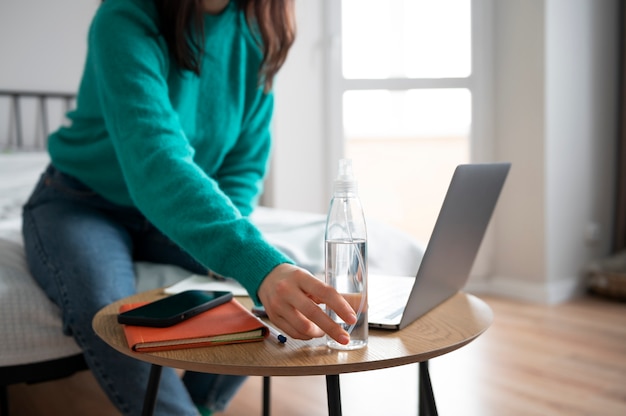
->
[0,153,423,366]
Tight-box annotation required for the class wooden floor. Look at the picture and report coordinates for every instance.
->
[7,294,626,415]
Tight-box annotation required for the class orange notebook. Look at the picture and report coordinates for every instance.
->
[119,298,268,352]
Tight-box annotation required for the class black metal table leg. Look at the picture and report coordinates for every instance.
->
[418,361,438,416]
[142,364,162,416]
[326,374,342,416]
[1,385,8,416]
[263,376,271,416]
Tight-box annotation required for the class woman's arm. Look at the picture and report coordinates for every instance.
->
[215,91,274,216]
[88,2,289,302]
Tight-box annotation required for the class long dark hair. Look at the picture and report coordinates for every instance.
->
[154,0,296,91]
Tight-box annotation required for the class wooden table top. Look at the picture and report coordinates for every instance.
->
[93,289,492,377]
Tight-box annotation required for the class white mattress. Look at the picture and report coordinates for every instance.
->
[0,152,84,365]
[0,152,423,366]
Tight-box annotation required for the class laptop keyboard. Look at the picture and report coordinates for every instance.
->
[368,275,414,322]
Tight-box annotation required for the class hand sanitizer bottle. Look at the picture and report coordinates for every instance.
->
[324,159,368,350]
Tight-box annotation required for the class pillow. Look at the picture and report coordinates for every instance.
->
[251,206,424,277]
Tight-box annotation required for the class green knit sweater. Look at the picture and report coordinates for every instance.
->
[48,0,292,303]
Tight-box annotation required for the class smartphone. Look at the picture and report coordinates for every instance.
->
[117,290,233,327]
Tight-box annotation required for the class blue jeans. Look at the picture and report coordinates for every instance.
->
[22,165,246,415]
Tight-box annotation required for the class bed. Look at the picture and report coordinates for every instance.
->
[0,91,424,414]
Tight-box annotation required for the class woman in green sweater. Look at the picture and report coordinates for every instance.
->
[22,0,356,414]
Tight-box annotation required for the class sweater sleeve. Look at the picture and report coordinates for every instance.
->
[89,2,292,303]
[216,90,274,217]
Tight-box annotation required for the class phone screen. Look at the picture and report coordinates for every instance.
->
[118,290,233,327]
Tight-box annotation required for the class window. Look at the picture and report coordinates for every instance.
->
[325,0,490,243]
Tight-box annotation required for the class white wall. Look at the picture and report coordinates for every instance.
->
[475,0,619,303]
[479,0,548,297]
[0,0,99,92]
[544,0,617,298]
[271,1,328,213]
[1,0,620,304]
[0,0,99,146]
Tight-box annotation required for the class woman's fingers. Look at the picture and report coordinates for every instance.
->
[258,264,357,345]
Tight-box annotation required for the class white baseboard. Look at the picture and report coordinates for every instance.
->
[466,275,587,304]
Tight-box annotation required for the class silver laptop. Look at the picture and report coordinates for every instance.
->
[368,162,511,330]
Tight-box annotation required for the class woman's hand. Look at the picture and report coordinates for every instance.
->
[257,263,357,345]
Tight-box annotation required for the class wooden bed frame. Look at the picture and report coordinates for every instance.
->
[0,89,74,151]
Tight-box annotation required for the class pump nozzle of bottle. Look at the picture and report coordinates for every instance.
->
[333,158,358,194]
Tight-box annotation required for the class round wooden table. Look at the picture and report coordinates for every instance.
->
[93,289,492,416]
